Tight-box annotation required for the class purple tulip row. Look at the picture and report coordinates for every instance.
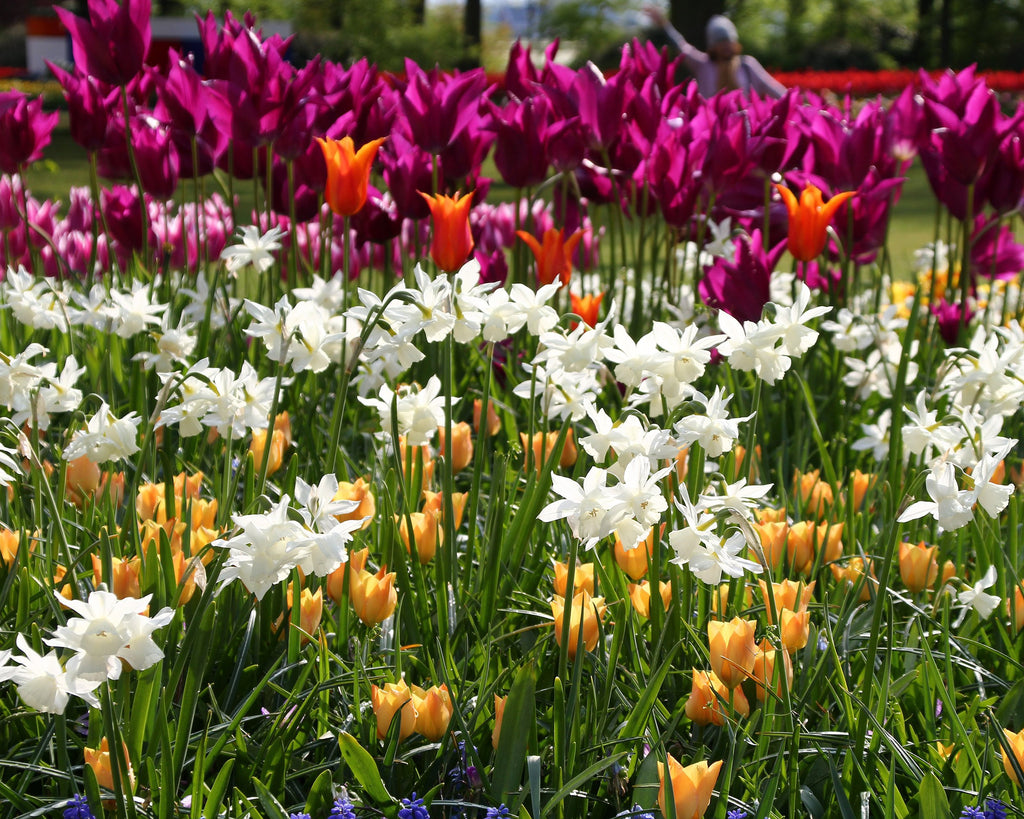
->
[1,0,1023,288]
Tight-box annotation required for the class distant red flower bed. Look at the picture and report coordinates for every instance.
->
[772,67,1024,96]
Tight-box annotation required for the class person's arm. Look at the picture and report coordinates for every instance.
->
[743,56,786,99]
[644,5,707,70]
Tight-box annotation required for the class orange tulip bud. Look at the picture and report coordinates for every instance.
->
[422,490,468,532]
[685,668,749,726]
[473,398,501,437]
[316,136,386,217]
[371,680,417,741]
[774,182,855,262]
[333,478,376,529]
[65,455,101,506]
[751,638,793,702]
[1002,727,1024,785]
[551,590,607,660]
[411,683,453,741]
[848,469,876,512]
[521,429,576,471]
[792,468,833,519]
[273,584,323,645]
[759,579,814,624]
[830,557,876,602]
[437,421,474,473]
[752,520,790,571]
[553,559,595,596]
[614,524,660,580]
[570,291,604,329]
[707,617,757,689]
[0,527,30,567]
[420,190,475,273]
[898,541,938,594]
[1010,584,1024,633]
[91,554,142,600]
[85,737,135,794]
[350,566,398,625]
[627,580,672,618]
[396,510,441,564]
[492,694,506,749]
[657,754,723,819]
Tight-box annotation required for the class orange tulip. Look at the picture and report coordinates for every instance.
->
[685,669,749,726]
[517,227,584,286]
[437,421,474,473]
[473,398,501,437]
[65,455,101,506]
[397,510,441,564]
[349,566,398,625]
[551,589,607,660]
[411,683,453,741]
[751,638,793,702]
[420,190,475,272]
[1010,583,1024,633]
[657,754,723,819]
[92,554,142,600]
[752,520,790,571]
[492,694,506,749]
[707,617,757,689]
[521,429,577,471]
[316,136,386,216]
[422,490,468,532]
[627,580,672,618]
[273,584,323,644]
[898,541,938,594]
[85,737,135,794]
[848,469,876,512]
[370,680,417,741]
[333,478,376,530]
[1002,727,1024,785]
[570,291,604,328]
[0,527,30,567]
[553,559,595,596]
[774,182,855,262]
[830,557,876,602]
[614,524,659,580]
[792,468,833,519]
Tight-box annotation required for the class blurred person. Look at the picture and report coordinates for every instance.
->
[644,5,785,99]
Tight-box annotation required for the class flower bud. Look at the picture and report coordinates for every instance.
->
[333,478,376,530]
[371,680,417,741]
[707,617,757,689]
[627,580,671,619]
[396,510,440,564]
[473,398,501,437]
[553,559,594,597]
[657,754,723,819]
[350,566,398,626]
[551,589,607,660]
[411,683,453,741]
[437,421,473,473]
[898,541,938,594]
[685,669,749,726]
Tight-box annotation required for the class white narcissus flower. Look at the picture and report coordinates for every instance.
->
[45,591,173,686]
[897,460,975,532]
[221,225,285,275]
[538,467,619,549]
[360,377,453,446]
[109,280,167,339]
[63,402,142,464]
[957,565,1000,622]
[214,495,312,599]
[673,387,751,458]
[8,634,101,714]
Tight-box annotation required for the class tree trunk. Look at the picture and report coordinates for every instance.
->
[408,0,426,26]
[670,0,726,50]
[463,0,482,65]
[939,0,953,66]
[912,0,935,67]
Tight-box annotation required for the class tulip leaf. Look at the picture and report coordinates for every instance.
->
[618,647,678,745]
[304,769,335,818]
[252,777,289,819]
[492,659,538,804]
[203,759,235,819]
[996,678,1024,726]
[799,787,824,819]
[541,752,627,818]
[916,772,950,818]
[338,732,394,804]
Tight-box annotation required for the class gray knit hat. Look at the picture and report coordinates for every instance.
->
[705,15,739,46]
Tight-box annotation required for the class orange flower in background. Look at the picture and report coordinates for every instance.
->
[708,617,757,689]
[273,584,323,645]
[397,510,441,564]
[657,754,723,819]
[91,554,141,600]
[759,579,815,624]
[422,490,468,532]
[753,520,790,571]
[473,398,501,437]
[65,455,101,506]
[437,421,474,473]
[420,190,475,272]
[521,429,577,471]
[1010,583,1024,633]
[411,683,453,741]
[492,694,506,749]
[333,478,376,529]
[774,182,855,262]
[627,580,672,619]
[570,291,604,328]
[848,469,876,512]
[898,541,938,593]
[614,524,659,580]
[0,527,30,567]
[517,227,584,286]
[371,680,417,741]
[316,135,386,217]
[793,468,833,519]
[249,412,292,476]
[751,638,794,702]
[830,557,876,602]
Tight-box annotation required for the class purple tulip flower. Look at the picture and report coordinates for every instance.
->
[699,229,786,321]
[0,91,58,174]
[56,0,151,86]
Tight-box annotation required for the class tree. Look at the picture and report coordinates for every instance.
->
[670,0,726,49]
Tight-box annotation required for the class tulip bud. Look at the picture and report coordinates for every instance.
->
[685,669,749,726]
[85,737,135,794]
[273,584,323,645]
[793,468,833,519]
[614,524,660,580]
[333,478,376,529]
[1002,727,1024,785]
[521,430,577,471]
[674,446,689,484]
[753,521,789,571]
[751,638,793,702]
[552,559,595,596]
[551,589,607,660]
[657,753,723,819]
[755,507,788,524]
[370,680,417,741]
[437,421,473,473]
[707,617,757,689]
[898,541,938,593]
[848,469,875,512]
[92,554,142,600]
[396,510,441,564]
[627,580,671,619]
[759,579,814,624]
[422,490,468,532]
[0,527,30,567]
[66,455,101,506]
[350,566,398,625]
[411,684,453,741]
[492,694,506,749]
[830,557,876,602]
[1010,584,1024,633]
[473,398,501,437]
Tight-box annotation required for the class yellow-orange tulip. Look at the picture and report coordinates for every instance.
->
[316,135,386,217]
[333,478,376,529]
[350,566,398,625]
[1002,727,1024,785]
[752,520,789,571]
[411,684,453,741]
[774,182,855,262]
[521,429,577,471]
[759,579,814,624]
[85,737,135,794]
[420,190,475,273]
[793,468,833,519]
[1010,584,1024,633]
[627,580,672,619]
[707,617,757,689]
[898,541,938,594]
[657,754,723,819]
[397,510,440,564]
[614,524,660,580]
[65,455,102,507]
[422,490,467,532]
[685,669,749,726]
[553,559,595,597]
[0,527,30,567]
[751,638,793,702]
[755,506,788,524]
[830,557,876,602]
[249,412,291,476]
[273,584,323,645]
[371,680,417,741]
[91,554,141,600]
[848,469,875,512]
[437,422,474,473]
[551,589,607,660]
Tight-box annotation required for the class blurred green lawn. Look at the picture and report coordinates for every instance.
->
[24,120,939,277]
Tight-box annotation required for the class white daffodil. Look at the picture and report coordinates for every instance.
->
[221,225,284,275]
